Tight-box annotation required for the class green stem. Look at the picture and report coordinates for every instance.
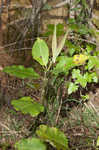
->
[41,60,53,106]
[41,72,48,106]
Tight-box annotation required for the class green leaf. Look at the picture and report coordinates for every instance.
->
[32,38,49,66]
[72,69,87,88]
[72,69,98,88]
[72,69,81,79]
[52,56,75,75]
[86,45,93,54]
[84,72,92,83]
[86,56,99,70]
[68,82,78,94]
[11,97,44,117]
[15,138,46,150]
[90,72,98,83]
[36,125,69,150]
[84,72,98,83]
[78,77,87,87]
[81,94,89,101]
[3,65,39,79]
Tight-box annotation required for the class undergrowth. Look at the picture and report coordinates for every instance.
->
[1,0,99,149]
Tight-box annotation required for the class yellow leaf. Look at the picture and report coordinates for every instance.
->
[73,54,88,65]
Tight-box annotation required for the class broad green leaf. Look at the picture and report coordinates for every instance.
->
[32,38,49,66]
[68,82,78,94]
[11,97,44,117]
[15,138,46,150]
[52,24,57,63]
[52,56,75,75]
[3,65,39,79]
[36,125,69,150]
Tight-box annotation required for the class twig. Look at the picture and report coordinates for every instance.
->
[68,36,98,45]
[55,97,62,124]
[52,0,69,9]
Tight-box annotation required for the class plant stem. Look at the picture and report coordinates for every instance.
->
[41,72,48,106]
[41,61,53,106]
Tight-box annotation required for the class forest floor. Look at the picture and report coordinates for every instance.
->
[0,102,99,150]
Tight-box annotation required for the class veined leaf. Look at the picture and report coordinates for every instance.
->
[52,56,75,75]
[32,38,49,66]
[11,97,44,117]
[15,138,46,150]
[36,125,69,150]
[3,65,39,79]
